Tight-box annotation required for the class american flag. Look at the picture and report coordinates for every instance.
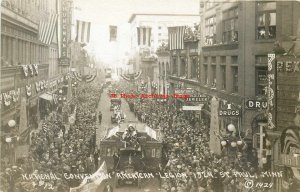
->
[76,20,91,43]
[280,126,300,154]
[137,27,152,46]
[168,26,186,50]
[39,13,58,45]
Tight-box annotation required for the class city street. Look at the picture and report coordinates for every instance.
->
[95,88,138,145]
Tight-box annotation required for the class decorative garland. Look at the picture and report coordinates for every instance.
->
[3,92,11,106]
[12,89,20,102]
[120,71,142,82]
[22,65,29,77]
[86,74,97,83]
[26,85,32,96]
[33,64,38,75]
[28,65,34,76]
[73,72,82,82]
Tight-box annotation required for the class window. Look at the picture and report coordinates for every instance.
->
[255,55,268,65]
[205,16,216,45]
[172,57,177,75]
[223,7,238,43]
[211,56,216,64]
[204,64,208,85]
[204,56,208,63]
[256,2,276,40]
[211,65,216,88]
[151,149,156,157]
[232,66,238,93]
[191,57,197,78]
[221,65,226,90]
[221,56,226,64]
[231,56,238,64]
[158,26,162,30]
[256,67,268,96]
[180,57,186,76]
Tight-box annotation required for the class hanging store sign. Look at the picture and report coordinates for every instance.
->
[59,0,71,65]
[219,103,240,116]
[186,96,208,103]
[267,53,276,129]
[245,100,268,109]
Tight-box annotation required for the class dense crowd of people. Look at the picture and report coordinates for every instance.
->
[1,82,103,192]
[119,82,265,192]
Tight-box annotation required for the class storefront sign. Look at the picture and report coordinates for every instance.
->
[276,55,300,130]
[182,105,203,111]
[245,100,267,109]
[278,154,300,168]
[219,103,240,116]
[186,97,208,103]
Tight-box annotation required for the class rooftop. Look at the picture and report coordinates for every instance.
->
[128,13,200,23]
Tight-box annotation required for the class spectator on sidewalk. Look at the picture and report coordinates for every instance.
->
[98,112,102,124]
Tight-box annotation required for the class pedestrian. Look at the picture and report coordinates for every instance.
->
[94,149,100,169]
[98,112,102,124]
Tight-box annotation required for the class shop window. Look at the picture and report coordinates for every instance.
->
[256,67,268,96]
[256,2,276,40]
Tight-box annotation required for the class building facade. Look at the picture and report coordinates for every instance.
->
[128,14,199,82]
[1,0,73,163]
[168,1,300,190]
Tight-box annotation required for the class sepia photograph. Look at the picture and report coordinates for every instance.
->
[0,0,300,191]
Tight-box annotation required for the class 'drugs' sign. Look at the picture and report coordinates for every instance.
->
[268,53,300,130]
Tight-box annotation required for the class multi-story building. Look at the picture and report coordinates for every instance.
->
[168,1,300,190]
[128,13,199,82]
[1,0,73,163]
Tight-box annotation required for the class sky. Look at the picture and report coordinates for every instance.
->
[73,0,200,66]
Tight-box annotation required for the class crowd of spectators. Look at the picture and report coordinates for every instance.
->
[118,82,264,192]
[0,82,103,192]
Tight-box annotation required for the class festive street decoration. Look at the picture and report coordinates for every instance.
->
[22,65,28,77]
[120,71,142,82]
[73,72,82,82]
[26,84,32,96]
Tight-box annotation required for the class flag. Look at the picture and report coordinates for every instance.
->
[39,13,58,45]
[76,20,91,43]
[137,27,151,46]
[109,26,117,41]
[168,26,186,50]
[280,126,300,154]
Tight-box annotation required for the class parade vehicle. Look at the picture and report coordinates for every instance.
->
[99,122,163,188]
[110,98,121,111]
[111,109,126,124]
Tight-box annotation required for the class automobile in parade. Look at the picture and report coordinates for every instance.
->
[99,122,163,188]
[110,98,121,111]
[111,109,126,124]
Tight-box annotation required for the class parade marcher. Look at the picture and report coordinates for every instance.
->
[98,112,102,124]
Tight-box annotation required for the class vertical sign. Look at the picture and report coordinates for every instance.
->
[59,0,71,65]
[276,55,300,130]
[267,53,276,129]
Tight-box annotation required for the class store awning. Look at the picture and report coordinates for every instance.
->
[39,93,53,101]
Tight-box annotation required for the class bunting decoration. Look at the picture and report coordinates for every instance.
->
[26,85,32,96]
[3,92,12,106]
[73,72,82,82]
[281,126,300,154]
[12,89,20,102]
[120,71,142,82]
[28,65,34,76]
[22,65,29,77]
[33,64,39,75]
[86,73,97,83]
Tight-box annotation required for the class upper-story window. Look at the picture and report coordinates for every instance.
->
[256,1,276,40]
[223,7,239,43]
[205,16,216,45]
